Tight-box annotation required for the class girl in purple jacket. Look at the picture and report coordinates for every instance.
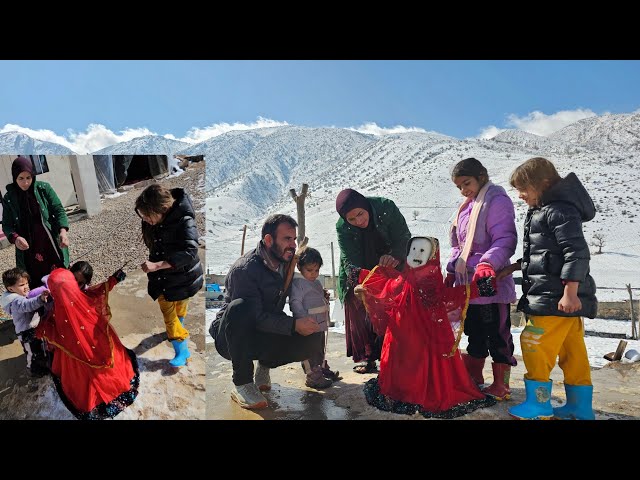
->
[446,158,518,400]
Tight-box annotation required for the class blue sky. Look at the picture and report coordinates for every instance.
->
[1,60,639,152]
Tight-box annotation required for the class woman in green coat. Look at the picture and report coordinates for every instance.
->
[2,157,70,288]
[336,188,411,374]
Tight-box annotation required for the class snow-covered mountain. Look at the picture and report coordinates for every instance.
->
[491,129,587,156]
[0,131,75,155]
[550,113,640,153]
[205,114,640,301]
[182,125,376,197]
[91,135,191,155]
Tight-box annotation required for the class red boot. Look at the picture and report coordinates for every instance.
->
[482,363,511,400]
[462,353,485,385]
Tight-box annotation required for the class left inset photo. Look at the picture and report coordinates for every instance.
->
[0,154,206,419]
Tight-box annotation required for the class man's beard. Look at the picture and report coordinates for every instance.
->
[270,243,295,263]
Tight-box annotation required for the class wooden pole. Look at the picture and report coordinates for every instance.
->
[627,284,638,340]
[280,184,310,302]
[240,225,247,257]
[330,241,336,291]
[289,184,309,247]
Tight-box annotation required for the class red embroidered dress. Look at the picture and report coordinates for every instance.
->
[359,238,495,418]
[37,268,139,419]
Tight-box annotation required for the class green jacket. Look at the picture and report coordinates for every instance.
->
[336,197,411,303]
[2,181,70,270]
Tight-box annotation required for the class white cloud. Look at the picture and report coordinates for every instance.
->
[505,109,597,136]
[171,117,290,144]
[67,124,155,154]
[1,117,290,153]
[0,123,157,154]
[348,122,429,136]
[477,125,505,139]
[1,124,77,152]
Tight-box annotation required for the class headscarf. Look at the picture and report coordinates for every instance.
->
[11,156,35,183]
[336,188,388,268]
[336,188,371,219]
[11,157,40,240]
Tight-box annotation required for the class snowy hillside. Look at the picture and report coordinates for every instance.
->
[492,130,589,156]
[0,131,75,154]
[91,135,191,155]
[550,113,640,153]
[206,114,640,301]
[185,125,376,205]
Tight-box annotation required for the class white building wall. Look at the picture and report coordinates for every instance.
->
[0,155,77,207]
[71,156,101,216]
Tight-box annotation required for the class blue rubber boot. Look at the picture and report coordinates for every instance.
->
[178,316,185,326]
[508,378,554,420]
[169,339,191,367]
[553,384,595,420]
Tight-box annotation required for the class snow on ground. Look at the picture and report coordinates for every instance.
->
[166,169,186,179]
[458,319,640,369]
[0,334,205,420]
[206,301,640,370]
[103,191,127,199]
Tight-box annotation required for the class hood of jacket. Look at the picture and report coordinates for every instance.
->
[162,188,195,224]
[540,173,595,222]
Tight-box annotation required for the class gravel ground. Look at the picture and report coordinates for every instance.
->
[0,161,205,306]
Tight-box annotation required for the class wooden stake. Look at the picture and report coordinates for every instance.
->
[279,184,310,304]
[604,340,628,362]
[330,241,336,290]
[240,225,247,257]
[627,284,637,340]
[289,184,309,247]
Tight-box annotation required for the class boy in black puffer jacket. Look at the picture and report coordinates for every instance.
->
[136,184,203,367]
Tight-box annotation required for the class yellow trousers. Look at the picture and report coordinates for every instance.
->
[520,315,591,386]
[158,295,189,341]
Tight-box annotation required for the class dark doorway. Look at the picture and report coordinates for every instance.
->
[113,155,168,187]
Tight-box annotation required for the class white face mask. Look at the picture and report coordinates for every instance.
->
[406,237,432,268]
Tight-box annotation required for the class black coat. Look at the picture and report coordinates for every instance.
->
[216,241,296,337]
[144,188,203,301]
[518,173,597,318]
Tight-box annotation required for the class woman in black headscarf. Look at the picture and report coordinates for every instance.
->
[2,156,70,287]
[335,189,411,373]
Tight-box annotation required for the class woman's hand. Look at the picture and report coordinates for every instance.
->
[59,229,70,248]
[15,236,29,251]
[353,284,368,304]
[379,255,400,268]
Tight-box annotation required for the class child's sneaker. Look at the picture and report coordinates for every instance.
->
[305,366,333,389]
